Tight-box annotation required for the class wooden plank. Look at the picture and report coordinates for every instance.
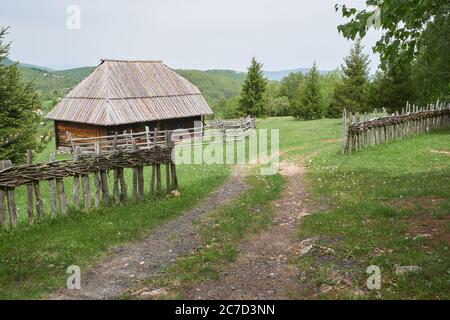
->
[113,140,120,205]
[48,152,58,218]
[7,187,17,227]
[341,109,346,154]
[132,139,138,201]
[34,181,45,219]
[113,167,120,205]
[156,164,161,192]
[72,147,81,210]
[26,150,34,224]
[170,163,179,190]
[94,142,102,208]
[1,160,17,227]
[100,170,109,206]
[56,179,68,215]
[119,167,127,202]
[82,174,91,211]
[94,171,101,208]
[0,160,9,227]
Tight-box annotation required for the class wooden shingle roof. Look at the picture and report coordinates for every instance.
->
[46,59,213,125]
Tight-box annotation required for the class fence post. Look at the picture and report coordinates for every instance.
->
[56,177,68,215]
[0,160,17,227]
[98,143,109,206]
[49,152,58,218]
[341,109,347,154]
[165,130,171,192]
[26,150,34,224]
[72,147,81,210]
[112,134,121,206]
[0,160,12,227]
[94,142,102,208]
[149,129,156,196]
[113,145,126,202]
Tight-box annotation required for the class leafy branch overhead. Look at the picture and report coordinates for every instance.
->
[336,0,449,68]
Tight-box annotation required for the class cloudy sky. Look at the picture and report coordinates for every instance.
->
[0,0,380,71]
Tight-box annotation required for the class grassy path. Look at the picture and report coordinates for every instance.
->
[0,152,229,299]
[49,167,249,299]
[1,117,448,299]
[128,117,449,300]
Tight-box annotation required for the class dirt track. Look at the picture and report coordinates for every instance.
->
[185,162,309,299]
[48,168,249,300]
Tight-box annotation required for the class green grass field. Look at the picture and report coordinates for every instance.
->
[0,117,448,299]
[298,128,450,299]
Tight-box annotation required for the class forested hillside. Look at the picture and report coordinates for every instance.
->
[2,58,246,115]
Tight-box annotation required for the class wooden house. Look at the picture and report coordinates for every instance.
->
[46,59,213,149]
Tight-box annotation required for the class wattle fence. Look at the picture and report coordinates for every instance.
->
[341,102,450,154]
[0,117,256,229]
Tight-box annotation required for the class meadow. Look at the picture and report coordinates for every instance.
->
[0,117,448,299]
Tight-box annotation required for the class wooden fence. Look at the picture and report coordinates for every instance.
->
[66,116,257,155]
[341,102,450,154]
[0,143,177,228]
[0,117,257,229]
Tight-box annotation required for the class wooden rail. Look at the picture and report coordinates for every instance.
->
[65,116,256,155]
[341,102,450,154]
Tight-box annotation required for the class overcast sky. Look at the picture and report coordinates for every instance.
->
[0,0,381,72]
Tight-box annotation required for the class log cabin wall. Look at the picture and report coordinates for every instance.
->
[55,121,108,148]
[55,116,202,149]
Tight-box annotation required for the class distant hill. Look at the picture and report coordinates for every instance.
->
[177,69,244,104]
[1,58,94,98]
[0,59,244,113]
[263,68,328,81]
[2,57,54,72]
[1,58,329,115]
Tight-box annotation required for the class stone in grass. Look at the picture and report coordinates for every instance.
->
[170,189,181,197]
[395,266,422,275]
[141,288,168,298]
[319,284,332,293]
[353,289,365,297]
[297,237,318,256]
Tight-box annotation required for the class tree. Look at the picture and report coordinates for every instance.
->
[328,39,370,117]
[264,96,290,117]
[215,97,240,119]
[412,12,450,103]
[336,0,449,70]
[320,69,342,116]
[239,57,267,117]
[0,27,42,163]
[293,63,323,120]
[368,63,417,113]
[279,72,304,112]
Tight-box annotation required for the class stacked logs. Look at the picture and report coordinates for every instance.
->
[0,144,178,228]
[342,103,450,154]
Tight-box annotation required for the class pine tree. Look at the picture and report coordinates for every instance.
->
[293,62,323,120]
[279,72,304,113]
[368,63,417,113]
[328,39,370,117]
[0,27,42,163]
[239,57,267,117]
